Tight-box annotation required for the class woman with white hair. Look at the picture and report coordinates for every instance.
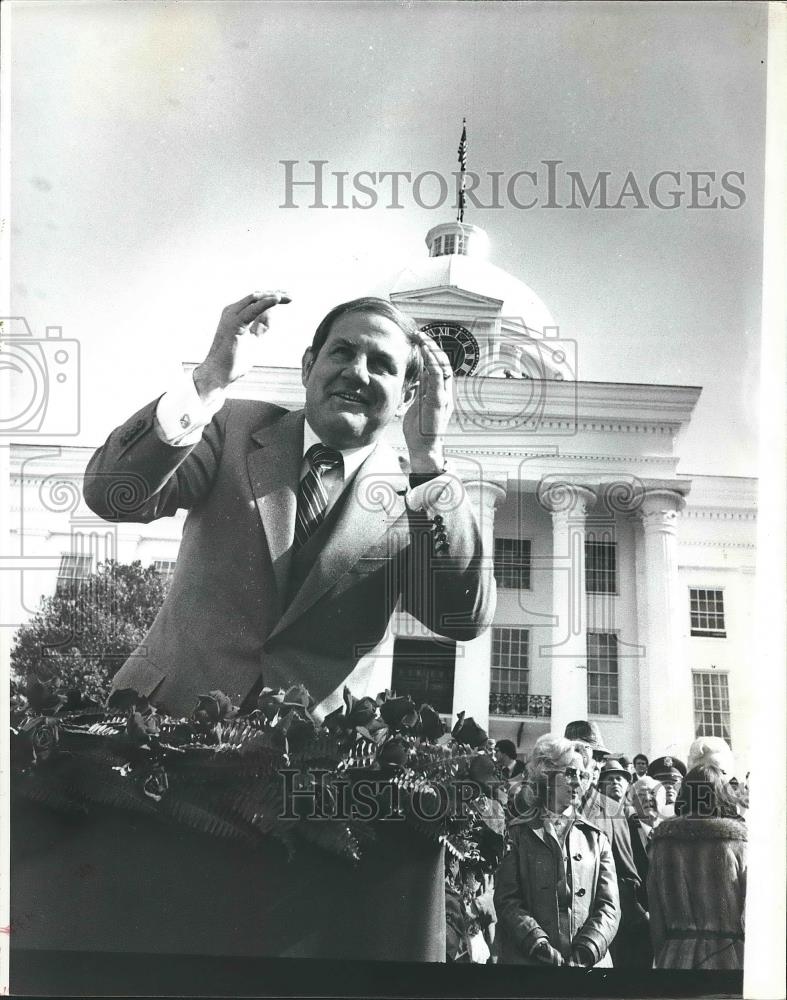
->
[494,735,620,967]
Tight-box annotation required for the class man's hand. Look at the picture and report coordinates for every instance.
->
[193,291,291,403]
[402,332,454,475]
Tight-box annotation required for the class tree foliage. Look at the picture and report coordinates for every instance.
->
[11,560,169,703]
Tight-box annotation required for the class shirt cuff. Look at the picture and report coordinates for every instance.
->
[155,371,227,446]
[405,467,465,513]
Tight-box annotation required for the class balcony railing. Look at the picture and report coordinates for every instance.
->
[489,692,551,718]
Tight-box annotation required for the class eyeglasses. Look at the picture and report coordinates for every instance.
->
[545,767,592,782]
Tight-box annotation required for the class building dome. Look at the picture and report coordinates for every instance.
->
[388,221,556,337]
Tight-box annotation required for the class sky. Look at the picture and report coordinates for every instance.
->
[7,0,768,476]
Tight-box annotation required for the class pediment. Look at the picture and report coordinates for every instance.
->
[390,284,503,310]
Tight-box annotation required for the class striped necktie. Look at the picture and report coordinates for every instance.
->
[294,443,343,550]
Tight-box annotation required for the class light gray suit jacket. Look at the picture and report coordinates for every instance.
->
[83,397,494,717]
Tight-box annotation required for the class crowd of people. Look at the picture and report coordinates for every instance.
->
[446,723,748,971]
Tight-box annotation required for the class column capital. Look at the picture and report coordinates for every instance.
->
[638,489,686,532]
[537,479,597,521]
[464,479,507,512]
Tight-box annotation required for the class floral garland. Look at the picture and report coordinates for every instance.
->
[10,680,506,873]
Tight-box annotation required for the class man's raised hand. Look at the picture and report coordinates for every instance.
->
[402,332,455,475]
[193,291,291,401]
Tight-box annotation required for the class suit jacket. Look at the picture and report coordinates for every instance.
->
[83,397,494,717]
[628,815,652,900]
[579,788,646,921]
[494,814,619,966]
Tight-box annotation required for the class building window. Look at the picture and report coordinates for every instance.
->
[587,632,619,715]
[391,638,456,714]
[56,553,92,593]
[491,627,529,696]
[430,236,442,257]
[443,234,456,255]
[153,559,177,584]
[690,588,726,638]
[585,540,617,595]
[692,671,732,745]
[493,538,531,590]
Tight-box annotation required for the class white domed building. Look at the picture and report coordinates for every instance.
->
[7,218,756,771]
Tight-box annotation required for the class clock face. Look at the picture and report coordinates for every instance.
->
[420,322,480,376]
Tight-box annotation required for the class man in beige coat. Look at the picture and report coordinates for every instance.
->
[84,292,494,718]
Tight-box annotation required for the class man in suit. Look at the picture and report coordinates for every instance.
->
[564,721,648,969]
[84,292,494,719]
[626,775,669,968]
[79,292,495,963]
[495,739,525,780]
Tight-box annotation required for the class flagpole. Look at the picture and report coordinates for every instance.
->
[457,117,467,224]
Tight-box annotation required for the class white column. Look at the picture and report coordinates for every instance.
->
[452,480,506,729]
[636,490,692,758]
[541,482,597,736]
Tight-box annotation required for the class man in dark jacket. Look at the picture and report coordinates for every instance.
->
[564,721,648,968]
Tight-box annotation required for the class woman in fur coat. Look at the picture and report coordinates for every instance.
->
[647,764,746,970]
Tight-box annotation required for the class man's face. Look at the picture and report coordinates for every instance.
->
[632,782,665,822]
[301,312,417,450]
[662,777,681,804]
[600,774,628,803]
[634,759,648,777]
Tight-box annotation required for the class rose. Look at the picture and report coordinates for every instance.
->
[107,688,150,714]
[273,708,316,753]
[64,688,100,712]
[30,719,59,762]
[127,710,160,742]
[324,687,379,734]
[468,753,497,794]
[451,712,488,748]
[377,737,409,767]
[256,687,285,722]
[282,684,313,711]
[25,680,64,716]
[418,704,445,740]
[192,690,235,726]
[379,695,419,730]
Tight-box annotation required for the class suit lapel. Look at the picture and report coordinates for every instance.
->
[268,441,407,638]
[246,409,304,616]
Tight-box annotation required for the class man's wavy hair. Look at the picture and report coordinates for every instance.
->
[309,297,424,388]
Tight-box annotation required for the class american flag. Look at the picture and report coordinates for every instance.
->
[457,119,467,222]
[457,119,467,171]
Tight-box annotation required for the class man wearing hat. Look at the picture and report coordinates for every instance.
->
[564,720,608,785]
[494,739,525,780]
[647,755,687,817]
[598,757,634,818]
[565,721,647,968]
